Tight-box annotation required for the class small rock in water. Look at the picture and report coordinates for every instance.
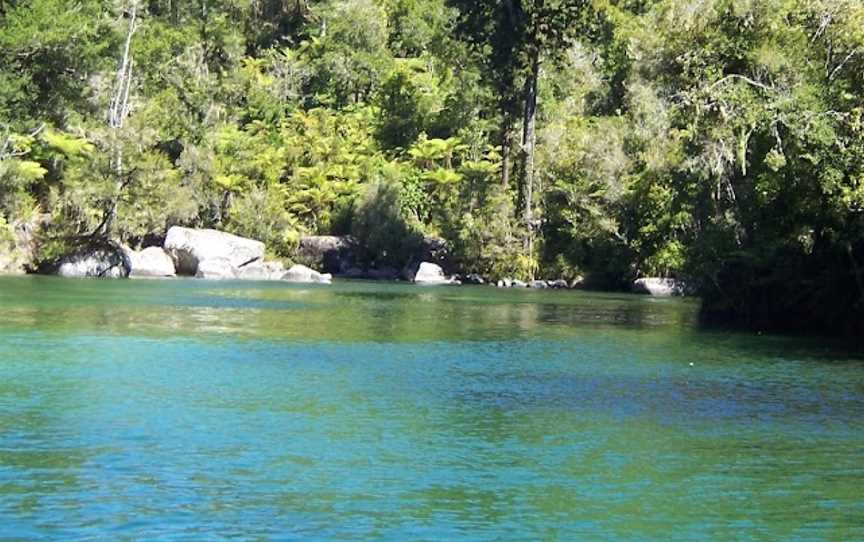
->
[283,264,332,284]
[463,273,486,285]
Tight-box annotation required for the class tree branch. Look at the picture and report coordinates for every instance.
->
[707,74,774,93]
[828,48,860,82]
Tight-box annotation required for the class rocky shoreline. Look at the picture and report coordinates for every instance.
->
[1,227,689,296]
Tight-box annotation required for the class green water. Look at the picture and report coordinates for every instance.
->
[0,276,862,540]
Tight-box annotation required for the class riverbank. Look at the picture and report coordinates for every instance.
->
[2,226,690,296]
[8,225,862,339]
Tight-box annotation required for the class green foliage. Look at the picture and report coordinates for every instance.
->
[375,70,425,151]
[448,187,525,280]
[0,0,112,123]
[297,0,393,107]
[41,129,94,158]
[227,187,301,257]
[385,0,454,56]
[351,180,423,267]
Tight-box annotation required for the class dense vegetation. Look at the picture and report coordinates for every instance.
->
[1,0,863,335]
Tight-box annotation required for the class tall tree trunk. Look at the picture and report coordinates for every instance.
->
[521,47,540,276]
[501,114,513,188]
[95,1,138,239]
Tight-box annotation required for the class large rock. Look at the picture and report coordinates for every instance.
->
[56,244,130,278]
[283,264,332,284]
[164,227,265,276]
[195,258,237,280]
[127,246,176,278]
[236,260,286,281]
[413,262,457,285]
[633,277,688,297]
[297,236,358,274]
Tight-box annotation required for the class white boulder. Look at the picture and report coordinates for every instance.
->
[413,262,457,285]
[633,277,688,297]
[236,260,286,281]
[164,227,265,276]
[195,258,237,280]
[127,246,176,278]
[283,264,332,284]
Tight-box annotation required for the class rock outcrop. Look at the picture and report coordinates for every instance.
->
[297,235,357,275]
[42,226,334,284]
[164,226,264,276]
[633,277,688,297]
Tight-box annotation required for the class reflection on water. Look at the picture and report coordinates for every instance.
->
[0,277,706,346]
[0,276,862,540]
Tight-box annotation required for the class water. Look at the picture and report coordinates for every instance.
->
[0,277,862,541]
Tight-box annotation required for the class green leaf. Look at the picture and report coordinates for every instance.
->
[41,129,93,157]
[13,160,48,182]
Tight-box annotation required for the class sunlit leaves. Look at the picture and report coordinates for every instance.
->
[10,161,48,182]
[41,129,94,158]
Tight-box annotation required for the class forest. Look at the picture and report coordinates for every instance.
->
[1,0,863,335]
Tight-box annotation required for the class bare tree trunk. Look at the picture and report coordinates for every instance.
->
[501,115,513,188]
[521,48,540,277]
[95,1,138,239]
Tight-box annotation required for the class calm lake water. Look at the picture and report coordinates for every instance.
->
[0,277,862,541]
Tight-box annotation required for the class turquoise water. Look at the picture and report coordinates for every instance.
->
[0,277,862,540]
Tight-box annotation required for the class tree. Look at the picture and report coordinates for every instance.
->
[93,0,140,238]
[448,0,588,274]
[0,0,112,125]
